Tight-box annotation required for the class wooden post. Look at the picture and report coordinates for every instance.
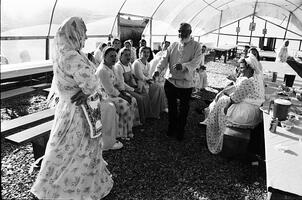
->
[46,0,58,60]
[45,38,49,60]
[249,0,258,45]
[236,20,240,44]
[263,20,267,38]
[117,13,120,38]
[149,18,153,48]
[283,12,291,40]
[216,11,223,47]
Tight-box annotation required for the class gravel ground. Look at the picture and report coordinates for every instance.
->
[1,61,267,200]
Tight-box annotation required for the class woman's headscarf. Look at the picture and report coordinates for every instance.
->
[53,17,87,57]
[245,53,265,105]
[48,17,91,104]
[246,54,262,75]
[94,42,107,65]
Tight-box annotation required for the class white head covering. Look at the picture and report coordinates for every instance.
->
[245,54,261,75]
[244,53,265,106]
[48,17,94,105]
[94,42,107,65]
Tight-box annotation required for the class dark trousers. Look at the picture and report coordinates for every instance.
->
[164,80,193,137]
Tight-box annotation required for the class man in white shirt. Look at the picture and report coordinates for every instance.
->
[153,23,202,141]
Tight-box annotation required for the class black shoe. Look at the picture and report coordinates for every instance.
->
[195,107,203,114]
[176,134,184,141]
[204,100,212,105]
[166,129,175,138]
[176,130,184,141]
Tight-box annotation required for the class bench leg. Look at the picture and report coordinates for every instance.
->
[31,133,50,161]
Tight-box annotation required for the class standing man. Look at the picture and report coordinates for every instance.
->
[153,22,202,141]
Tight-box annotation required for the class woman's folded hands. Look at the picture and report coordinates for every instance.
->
[119,90,132,104]
[71,90,89,106]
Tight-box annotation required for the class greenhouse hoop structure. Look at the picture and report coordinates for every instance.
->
[1,0,302,64]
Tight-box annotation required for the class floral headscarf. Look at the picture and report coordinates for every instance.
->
[54,17,87,53]
[48,17,99,104]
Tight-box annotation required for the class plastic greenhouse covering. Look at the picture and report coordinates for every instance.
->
[1,0,302,63]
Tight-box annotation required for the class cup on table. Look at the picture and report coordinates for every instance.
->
[284,74,296,87]
[272,72,277,82]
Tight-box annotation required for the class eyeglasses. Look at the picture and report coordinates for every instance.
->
[178,29,190,33]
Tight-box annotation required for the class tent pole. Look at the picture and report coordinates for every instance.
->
[216,11,223,47]
[283,12,291,40]
[263,20,267,38]
[149,18,153,48]
[249,0,257,45]
[117,13,120,38]
[236,20,239,44]
[46,0,58,60]
[110,0,127,36]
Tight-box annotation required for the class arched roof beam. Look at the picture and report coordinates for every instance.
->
[150,0,166,18]
[200,0,221,12]
[189,0,219,24]
[216,0,236,9]
[286,0,302,11]
[257,2,291,13]
[110,0,127,35]
[291,2,302,12]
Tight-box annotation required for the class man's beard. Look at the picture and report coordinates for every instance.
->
[180,36,191,43]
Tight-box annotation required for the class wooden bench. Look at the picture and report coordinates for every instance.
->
[31,83,52,90]
[1,86,36,100]
[4,109,55,160]
[221,126,252,159]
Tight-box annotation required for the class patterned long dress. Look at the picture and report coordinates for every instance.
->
[96,63,140,139]
[206,76,262,154]
[31,17,113,199]
[114,61,152,124]
[132,59,167,119]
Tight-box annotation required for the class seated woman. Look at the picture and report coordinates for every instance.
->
[94,42,107,66]
[123,40,137,64]
[227,47,263,83]
[96,47,140,140]
[132,46,167,119]
[31,17,114,199]
[205,55,265,154]
[114,47,152,124]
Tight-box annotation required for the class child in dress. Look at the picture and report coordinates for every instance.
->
[197,65,208,91]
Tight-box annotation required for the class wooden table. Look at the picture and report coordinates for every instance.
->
[262,111,302,198]
[1,60,53,81]
[261,61,302,87]
[262,79,302,199]
[259,51,276,61]
[211,45,237,63]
